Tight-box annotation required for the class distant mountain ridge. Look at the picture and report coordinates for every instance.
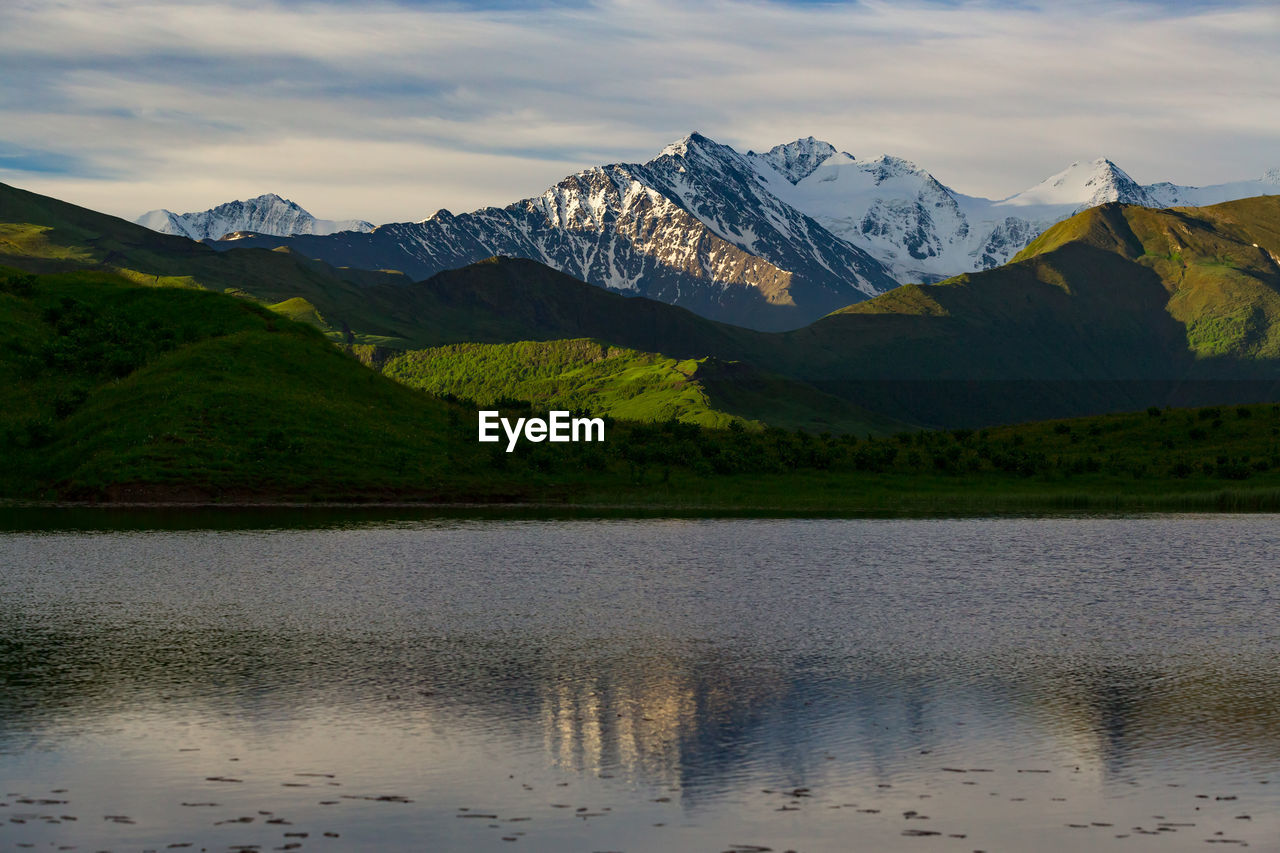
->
[211,133,899,331]
[755,140,1280,283]
[136,193,373,241]
[140,136,1277,330]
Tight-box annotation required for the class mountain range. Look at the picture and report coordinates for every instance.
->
[792,149,1280,285]
[136,193,373,241]
[137,135,1278,330]
[194,134,899,330]
[13,178,1280,430]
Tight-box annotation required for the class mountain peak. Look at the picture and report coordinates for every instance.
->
[1262,167,1280,185]
[860,153,929,181]
[247,192,291,205]
[659,131,712,159]
[755,137,838,184]
[1002,157,1149,210]
[136,194,374,241]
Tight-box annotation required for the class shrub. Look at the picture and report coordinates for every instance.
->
[0,273,37,297]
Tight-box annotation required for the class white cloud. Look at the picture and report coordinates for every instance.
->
[1,0,1277,222]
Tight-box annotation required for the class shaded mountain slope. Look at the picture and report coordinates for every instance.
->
[0,181,411,297]
[777,199,1280,425]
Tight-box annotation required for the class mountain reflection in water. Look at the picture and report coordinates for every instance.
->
[1,516,1278,851]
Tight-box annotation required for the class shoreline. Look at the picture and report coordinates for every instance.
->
[5,488,1280,519]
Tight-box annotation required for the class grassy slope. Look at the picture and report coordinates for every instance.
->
[772,199,1280,426]
[7,267,1280,510]
[373,338,904,434]
[3,183,871,432]
[0,182,417,340]
[0,267,512,500]
[811,198,1280,376]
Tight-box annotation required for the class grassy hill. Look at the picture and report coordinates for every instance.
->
[6,265,1280,511]
[0,266,504,500]
[0,182,414,332]
[370,338,903,434]
[812,199,1280,374]
[776,199,1280,425]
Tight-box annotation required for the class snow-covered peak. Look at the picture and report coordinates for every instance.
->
[136,194,374,241]
[651,132,747,173]
[754,137,839,184]
[1262,167,1280,185]
[1000,158,1150,211]
[858,154,932,184]
[657,132,713,160]
[764,147,971,283]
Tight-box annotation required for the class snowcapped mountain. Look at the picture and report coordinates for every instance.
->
[753,136,838,184]
[1144,168,1280,208]
[995,158,1154,211]
[136,193,373,241]
[214,134,897,331]
[203,136,1278,329]
[752,142,975,283]
[751,145,1280,283]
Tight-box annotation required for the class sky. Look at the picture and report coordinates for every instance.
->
[1,0,1277,225]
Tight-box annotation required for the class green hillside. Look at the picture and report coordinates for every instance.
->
[0,182,412,333]
[0,266,501,500]
[0,182,851,433]
[818,198,1280,373]
[371,338,903,434]
[7,265,1280,511]
[779,199,1280,425]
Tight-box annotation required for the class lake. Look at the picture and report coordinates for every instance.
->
[1,515,1277,851]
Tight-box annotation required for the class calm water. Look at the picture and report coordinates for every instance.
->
[1,516,1278,852]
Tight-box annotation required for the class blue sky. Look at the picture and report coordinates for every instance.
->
[1,0,1276,223]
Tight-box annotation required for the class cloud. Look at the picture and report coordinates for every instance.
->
[1,0,1277,222]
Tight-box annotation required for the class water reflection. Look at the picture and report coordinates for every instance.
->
[1,517,1278,851]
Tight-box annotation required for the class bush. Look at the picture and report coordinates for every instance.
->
[0,273,37,297]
